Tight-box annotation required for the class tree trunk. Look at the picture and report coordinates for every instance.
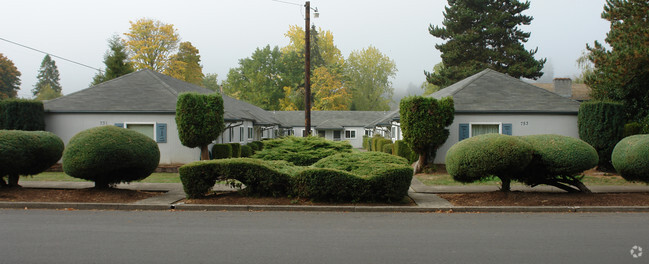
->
[414,152,427,174]
[500,178,511,192]
[7,174,20,187]
[94,180,110,189]
[200,145,210,161]
[0,177,7,187]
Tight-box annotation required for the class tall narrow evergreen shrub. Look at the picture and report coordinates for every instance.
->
[176,92,225,160]
[578,101,625,171]
[0,99,45,131]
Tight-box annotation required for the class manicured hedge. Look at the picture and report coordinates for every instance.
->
[370,135,383,151]
[519,134,597,192]
[578,101,625,171]
[376,138,391,153]
[293,168,366,202]
[252,136,352,166]
[624,122,642,137]
[0,99,45,131]
[0,130,64,186]
[248,141,264,151]
[240,145,253,157]
[211,144,232,159]
[393,140,417,163]
[382,143,393,154]
[62,126,160,188]
[229,143,241,158]
[176,92,225,160]
[362,136,370,150]
[179,158,298,198]
[612,135,649,183]
[446,134,533,191]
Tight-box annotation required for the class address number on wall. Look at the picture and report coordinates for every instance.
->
[520,121,529,126]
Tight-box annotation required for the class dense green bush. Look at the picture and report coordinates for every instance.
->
[370,135,383,151]
[248,141,264,151]
[176,92,225,160]
[642,115,649,134]
[311,152,413,202]
[400,96,454,173]
[382,143,393,154]
[179,158,298,198]
[62,126,160,188]
[252,136,352,166]
[393,140,418,164]
[0,99,45,131]
[240,145,253,157]
[376,138,391,153]
[0,130,64,186]
[519,134,598,192]
[229,143,241,158]
[211,144,232,159]
[362,136,370,150]
[612,135,649,183]
[578,101,625,171]
[446,134,533,191]
[293,168,366,202]
[624,122,642,137]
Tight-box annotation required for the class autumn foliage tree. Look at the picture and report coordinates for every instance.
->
[345,46,397,111]
[165,41,204,86]
[586,0,649,120]
[124,18,180,72]
[0,53,21,99]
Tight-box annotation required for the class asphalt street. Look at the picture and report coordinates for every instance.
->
[1,210,647,264]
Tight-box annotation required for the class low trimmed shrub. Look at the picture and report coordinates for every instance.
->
[240,145,253,157]
[0,130,64,186]
[252,136,352,166]
[179,158,298,198]
[376,138,391,153]
[519,134,597,192]
[293,168,366,202]
[311,152,413,202]
[362,136,370,150]
[612,135,649,183]
[624,122,642,137]
[393,140,418,164]
[62,126,160,188]
[370,135,383,151]
[229,143,241,158]
[382,143,393,154]
[445,134,533,191]
[248,141,264,152]
[211,144,232,159]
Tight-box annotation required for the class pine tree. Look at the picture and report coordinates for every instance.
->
[92,35,134,85]
[426,0,546,87]
[586,0,649,120]
[33,55,62,96]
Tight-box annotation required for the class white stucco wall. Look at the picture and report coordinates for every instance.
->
[433,113,579,163]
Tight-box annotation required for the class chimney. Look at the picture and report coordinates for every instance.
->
[553,78,572,98]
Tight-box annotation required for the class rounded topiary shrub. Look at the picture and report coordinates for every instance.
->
[211,144,232,159]
[519,134,597,192]
[445,133,533,191]
[612,135,649,183]
[252,136,352,166]
[0,130,64,186]
[62,126,160,188]
[240,145,253,157]
[229,143,241,158]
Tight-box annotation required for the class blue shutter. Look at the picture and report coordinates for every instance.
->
[156,123,167,143]
[502,123,512,135]
[459,123,469,141]
[114,123,124,128]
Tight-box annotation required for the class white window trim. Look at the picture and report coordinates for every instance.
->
[247,127,253,139]
[301,129,315,137]
[344,129,356,139]
[469,122,502,137]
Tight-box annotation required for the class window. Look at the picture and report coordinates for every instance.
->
[126,123,154,140]
[284,129,294,136]
[248,127,253,139]
[240,127,244,142]
[471,124,499,137]
[345,129,356,139]
[365,130,373,137]
[459,123,512,141]
[301,129,313,137]
[229,128,234,142]
[318,130,326,138]
[333,131,341,141]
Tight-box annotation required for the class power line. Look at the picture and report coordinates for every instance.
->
[0,37,103,72]
[270,0,302,7]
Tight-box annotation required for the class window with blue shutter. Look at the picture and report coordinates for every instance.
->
[502,123,512,135]
[459,123,469,141]
[156,123,167,143]
[114,123,124,128]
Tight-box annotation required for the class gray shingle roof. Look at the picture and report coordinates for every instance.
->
[430,69,581,113]
[365,109,399,128]
[272,111,389,129]
[44,69,280,125]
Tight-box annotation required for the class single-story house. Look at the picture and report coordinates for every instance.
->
[43,69,280,164]
[380,69,582,164]
[272,111,388,148]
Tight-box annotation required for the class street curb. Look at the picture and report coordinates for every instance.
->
[3,201,649,213]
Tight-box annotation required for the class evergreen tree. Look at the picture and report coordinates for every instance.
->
[586,0,649,120]
[426,0,546,87]
[33,55,62,96]
[0,53,21,99]
[92,35,134,85]
[164,41,204,86]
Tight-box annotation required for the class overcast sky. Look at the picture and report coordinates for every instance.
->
[2,0,609,99]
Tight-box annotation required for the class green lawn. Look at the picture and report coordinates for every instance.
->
[21,172,182,183]
[416,173,648,186]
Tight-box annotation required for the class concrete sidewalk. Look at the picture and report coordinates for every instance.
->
[3,180,649,213]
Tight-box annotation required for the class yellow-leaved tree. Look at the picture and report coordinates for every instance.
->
[123,18,180,72]
[312,67,349,110]
[164,41,204,85]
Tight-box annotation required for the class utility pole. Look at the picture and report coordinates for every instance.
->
[304,1,312,137]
